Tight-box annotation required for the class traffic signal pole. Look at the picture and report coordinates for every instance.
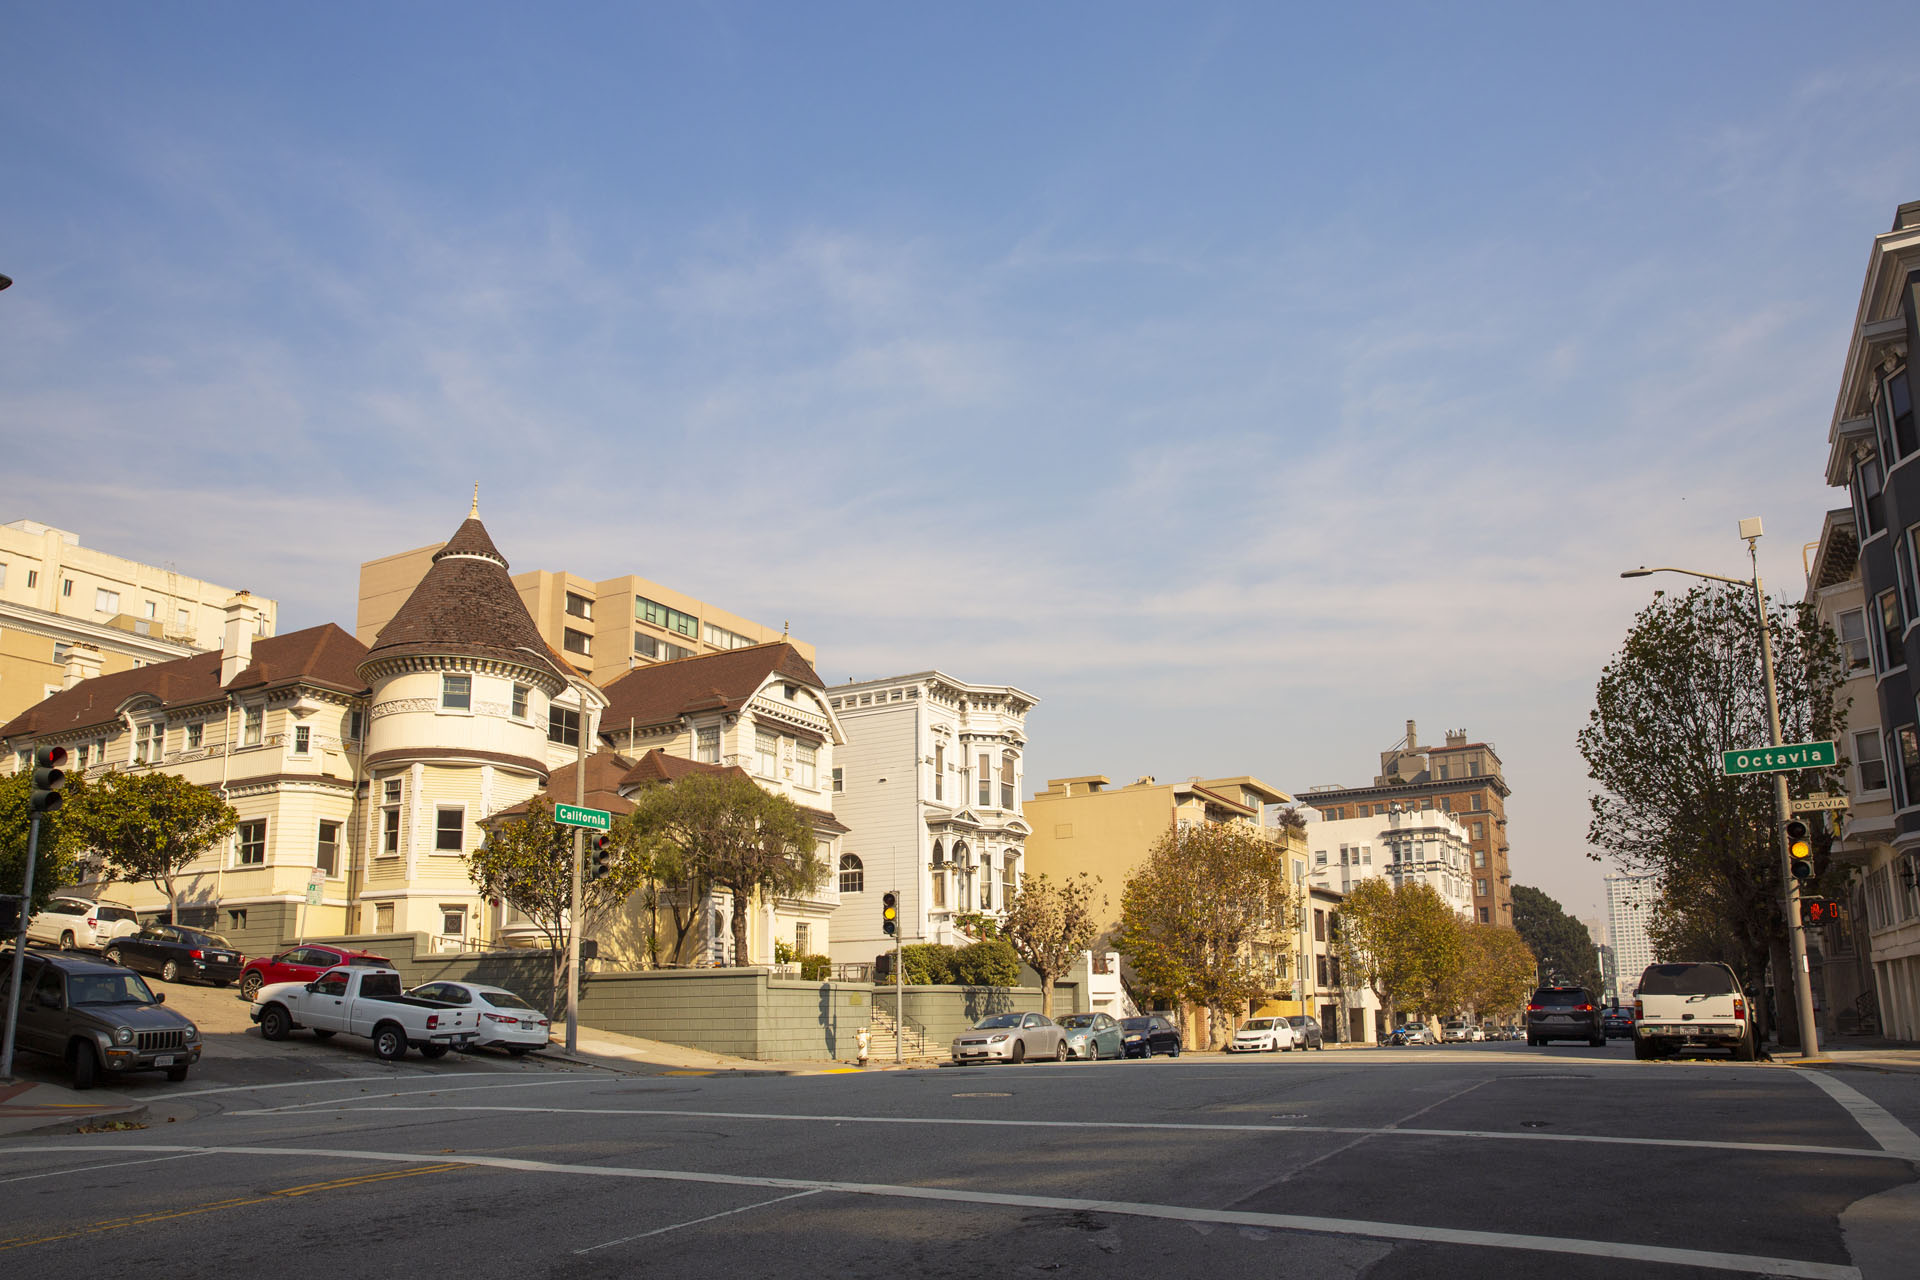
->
[895,888,903,1065]
[1,816,41,1080]
[1749,538,1819,1060]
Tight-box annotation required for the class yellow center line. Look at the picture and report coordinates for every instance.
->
[0,1162,468,1252]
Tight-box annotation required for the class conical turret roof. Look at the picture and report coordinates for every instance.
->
[361,512,566,682]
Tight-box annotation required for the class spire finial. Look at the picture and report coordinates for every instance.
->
[470,484,480,518]
[782,619,790,639]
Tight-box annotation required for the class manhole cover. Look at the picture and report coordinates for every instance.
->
[1269,1113,1308,1120]
[952,1092,1012,1098]
[1520,1120,1550,1128]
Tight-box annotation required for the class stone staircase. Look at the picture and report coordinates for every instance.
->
[867,1004,934,1060]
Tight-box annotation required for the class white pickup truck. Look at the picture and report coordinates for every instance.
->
[250,966,479,1061]
[1632,961,1757,1061]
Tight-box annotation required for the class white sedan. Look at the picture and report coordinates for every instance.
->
[406,980,551,1056]
[1227,1017,1298,1052]
[951,1012,1068,1064]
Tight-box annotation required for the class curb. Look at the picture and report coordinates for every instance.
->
[0,1101,151,1139]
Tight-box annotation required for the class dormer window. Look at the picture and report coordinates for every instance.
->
[696,725,720,764]
[442,674,472,711]
[134,721,163,766]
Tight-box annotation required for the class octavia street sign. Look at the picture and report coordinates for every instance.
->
[554,803,612,831]
[1721,741,1837,776]
[1789,794,1851,814]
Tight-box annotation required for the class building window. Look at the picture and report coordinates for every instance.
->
[933,745,944,802]
[186,721,204,750]
[1474,849,1486,868]
[442,674,471,710]
[1884,368,1916,458]
[176,608,190,632]
[236,819,267,866]
[796,742,817,788]
[1879,590,1904,672]
[704,622,752,650]
[1316,954,1330,988]
[756,730,778,777]
[134,721,163,765]
[1314,909,1327,942]
[1855,454,1887,539]
[663,641,694,660]
[1002,856,1016,903]
[382,778,403,855]
[979,858,993,910]
[1469,761,1481,777]
[794,922,810,955]
[1479,907,1490,924]
[511,684,529,719]
[635,595,699,638]
[1471,821,1485,840]
[1476,877,1488,897]
[347,710,365,742]
[548,705,580,747]
[633,632,658,659]
[832,767,843,793]
[563,628,592,656]
[696,725,720,763]
[1856,729,1888,793]
[565,592,593,620]
[436,807,465,853]
[441,906,467,940]
[1901,725,1920,810]
[292,725,311,755]
[317,821,340,877]
[94,587,117,613]
[1001,758,1015,810]
[243,704,263,746]
[375,903,394,933]
[1837,608,1872,673]
[932,871,946,909]
[839,854,864,895]
[978,754,991,807]
[1900,533,1920,625]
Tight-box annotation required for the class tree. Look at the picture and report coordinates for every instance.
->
[470,795,652,1012]
[951,937,1021,987]
[625,772,824,966]
[59,771,236,922]
[1115,824,1299,1046]
[1001,870,1104,1017]
[1335,878,1463,1028]
[0,770,88,914]
[1510,884,1601,996]
[1449,921,1537,1022]
[1580,583,1847,1041]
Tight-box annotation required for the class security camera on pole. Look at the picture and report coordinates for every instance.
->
[4,746,67,1079]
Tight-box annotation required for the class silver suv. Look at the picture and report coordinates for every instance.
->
[26,896,142,951]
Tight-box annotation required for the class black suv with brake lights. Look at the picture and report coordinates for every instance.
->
[1526,985,1605,1046]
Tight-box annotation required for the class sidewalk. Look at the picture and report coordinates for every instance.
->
[539,1024,930,1076]
[0,1078,149,1139]
[1778,1045,1920,1075]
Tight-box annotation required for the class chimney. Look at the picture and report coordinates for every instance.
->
[221,591,259,685]
[1405,719,1418,749]
[63,643,103,689]
[1446,729,1467,747]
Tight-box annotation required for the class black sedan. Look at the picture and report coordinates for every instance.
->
[104,925,244,987]
[1120,1015,1183,1058]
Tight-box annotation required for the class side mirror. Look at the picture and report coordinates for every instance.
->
[36,991,62,1010]
[155,992,165,1004]
[304,982,319,992]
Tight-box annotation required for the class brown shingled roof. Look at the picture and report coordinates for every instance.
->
[363,515,563,679]
[0,624,370,742]
[599,643,825,731]
[488,749,642,821]
[618,748,751,790]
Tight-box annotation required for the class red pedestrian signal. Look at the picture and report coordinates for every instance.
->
[1799,898,1843,926]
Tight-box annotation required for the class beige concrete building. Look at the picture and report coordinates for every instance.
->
[0,518,277,730]
[357,544,808,688]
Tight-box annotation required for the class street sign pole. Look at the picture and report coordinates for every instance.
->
[568,701,587,1057]
[2,816,42,1080]
[1748,539,1819,1060]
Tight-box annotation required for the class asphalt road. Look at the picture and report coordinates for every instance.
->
[4,1037,1918,1279]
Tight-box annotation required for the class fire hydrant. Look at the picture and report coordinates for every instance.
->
[856,1026,871,1067]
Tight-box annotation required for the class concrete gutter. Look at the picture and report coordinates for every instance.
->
[0,1079,150,1139]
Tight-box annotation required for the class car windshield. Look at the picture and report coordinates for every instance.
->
[1057,1015,1096,1029]
[96,906,139,922]
[1241,1019,1274,1031]
[348,955,395,966]
[180,930,233,949]
[1533,988,1590,1005]
[1637,965,1737,996]
[481,991,539,1013]
[1286,1017,1309,1028]
[68,972,159,1005]
[1121,1017,1154,1031]
[973,1014,1025,1030]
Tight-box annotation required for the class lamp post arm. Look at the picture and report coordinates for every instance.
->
[1620,566,1753,587]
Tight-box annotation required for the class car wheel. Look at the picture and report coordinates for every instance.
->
[161,960,181,983]
[311,1029,336,1040]
[1732,1029,1757,1062]
[258,1004,291,1041]
[1055,1040,1068,1062]
[165,1066,190,1083]
[372,1022,409,1061]
[1169,1040,1181,1058]
[240,973,263,1000]
[420,1044,450,1060]
[71,1041,100,1090]
[1632,1037,1654,1060]
[104,948,123,967]
[59,930,76,949]
[1589,1033,1605,1048]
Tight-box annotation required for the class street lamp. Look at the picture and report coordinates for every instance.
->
[1619,516,1819,1059]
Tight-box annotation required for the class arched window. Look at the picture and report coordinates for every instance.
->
[839,854,864,895]
[931,842,945,865]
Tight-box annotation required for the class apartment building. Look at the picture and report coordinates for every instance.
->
[1605,872,1659,996]
[0,518,277,729]
[823,671,1037,969]
[357,544,807,688]
[1301,807,1476,918]
[1297,719,1514,927]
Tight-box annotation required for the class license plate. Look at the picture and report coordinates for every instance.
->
[154,1055,175,1066]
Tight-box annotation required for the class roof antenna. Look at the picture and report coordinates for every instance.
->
[470,484,480,518]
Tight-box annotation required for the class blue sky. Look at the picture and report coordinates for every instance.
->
[6,4,1919,923]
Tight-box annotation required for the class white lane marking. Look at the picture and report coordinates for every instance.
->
[164,1071,518,1100]
[0,1142,1862,1279]
[1795,1070,1920,1161]
[1240,1076,1496,1194]
[278,1103,1911,1164]
[228,1077,606,1113]
[0,1152,207,1186]
[574,1189,821,1253]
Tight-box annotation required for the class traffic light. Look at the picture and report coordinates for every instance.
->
[589,832,613,881]
[1786,819,1813,881]
[882,890,898,938]
[1799,898,1844,926]
[30,745,68,813]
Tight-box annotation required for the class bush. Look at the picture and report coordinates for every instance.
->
[899,943,958,985]
[799,953,832,981]
[952,938,1020,987]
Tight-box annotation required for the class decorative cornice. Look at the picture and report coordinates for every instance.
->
[358,651,567,697]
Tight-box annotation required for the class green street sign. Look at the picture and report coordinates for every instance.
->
[554,803,612,831]
[1721,741,1837,776]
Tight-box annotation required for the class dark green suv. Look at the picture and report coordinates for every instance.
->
[2,948,202,1087]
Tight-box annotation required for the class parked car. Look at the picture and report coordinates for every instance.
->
[104,924,244,987]
[1120,1014,1182,1058]
[407,980,552,1057]
[1388,1023,1435,1045]
[251,966,478,1061]
[238,943,394,999]
[1055,1012,1124,1061]
[1,948,201,1087]
[1441,1020,1486,1043]
[1602,1007,1636,1039]
[1633,962,1756,1061]
[25,896,141,952]
[1227,1017,1297,1053]
[1527,985,1605,1047]
[1286,1015,1325,1050]
[950,1012,1067,1064]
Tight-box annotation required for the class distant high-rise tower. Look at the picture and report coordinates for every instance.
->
[1605,872,1660,996]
